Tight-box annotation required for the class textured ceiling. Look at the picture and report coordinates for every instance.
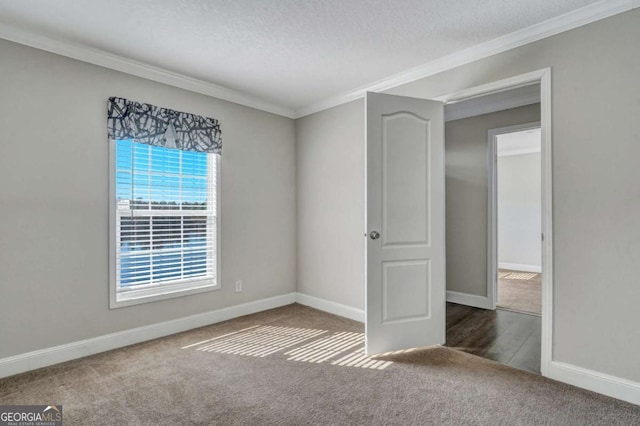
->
[0,0,601,112]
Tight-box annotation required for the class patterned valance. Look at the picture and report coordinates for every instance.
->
[107,97,222,154]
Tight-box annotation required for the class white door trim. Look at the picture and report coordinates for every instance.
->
[434,68,553,377]
[487,121,541,311]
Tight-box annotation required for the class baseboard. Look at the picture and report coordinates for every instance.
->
[499,262,542,273]
[295,293,365,323]
[0,292,296,379]
[446,290,493,310]
[4,292,638,408]
[548,361,640,406]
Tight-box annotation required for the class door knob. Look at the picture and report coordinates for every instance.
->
[369,231,380,240]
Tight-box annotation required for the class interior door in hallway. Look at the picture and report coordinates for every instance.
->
[366,92,445,355]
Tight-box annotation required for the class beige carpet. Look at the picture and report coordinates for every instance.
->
[2,304,639,425]
[498,269,542,316]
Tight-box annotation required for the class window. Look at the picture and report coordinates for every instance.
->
[110,139,219,308]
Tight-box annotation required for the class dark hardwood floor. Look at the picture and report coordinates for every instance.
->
[445,302,541,374]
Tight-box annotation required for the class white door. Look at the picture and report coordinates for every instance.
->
[366,92,445,355]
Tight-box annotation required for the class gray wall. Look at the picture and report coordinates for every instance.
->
[389,9,640,382]
[445,104,540,297]
[296,100,365,309]
[498,152,542,270]
[295,9,640,382]
[0,39,296,358]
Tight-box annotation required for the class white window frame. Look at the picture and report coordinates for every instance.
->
[109,140,221,309]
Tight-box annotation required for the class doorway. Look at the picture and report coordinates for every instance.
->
[442,75,552,375]
[365,68,553,376]
[441,86,544,374]
[490,123,542,317]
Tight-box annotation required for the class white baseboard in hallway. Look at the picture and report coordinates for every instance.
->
[0,293,296,379]
[295,293,365,323]
[499,262,542,273]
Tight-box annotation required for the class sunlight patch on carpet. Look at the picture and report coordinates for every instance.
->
[331,347,393,370]
[284,331,363,364]
[182,327,394,370]
[182,325,327,357]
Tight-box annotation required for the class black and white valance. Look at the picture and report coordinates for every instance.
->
[107,97,222,154]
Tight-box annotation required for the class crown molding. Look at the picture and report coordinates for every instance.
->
[295,0,635,118]
[0,24,296,119]
[1,0,634,120]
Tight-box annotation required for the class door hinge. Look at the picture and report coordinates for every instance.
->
[541,233,544,241]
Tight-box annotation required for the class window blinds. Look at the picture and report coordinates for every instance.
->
[114,139,217,295]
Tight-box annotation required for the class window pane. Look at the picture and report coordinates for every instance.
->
[114,139,216,296]
[150,175,181,209]
[150,143,181,175]
[151,216,182,249]
[184,217,207,249]
[116,172,133,205]
[132,174,150,209]
[120,217,150,251]
[182,150,208,177]
[116,139,133,171]
[182,177,208,209]
[133,143,150,172]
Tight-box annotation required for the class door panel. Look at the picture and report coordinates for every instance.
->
[366,92,445,355]
[382,113,430,246]
[382,259,430,322]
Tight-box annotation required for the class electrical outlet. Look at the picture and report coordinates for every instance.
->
[235,280,243,293]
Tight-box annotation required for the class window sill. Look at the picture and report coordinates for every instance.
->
[110,279,219,309]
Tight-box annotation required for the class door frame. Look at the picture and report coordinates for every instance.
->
[433,68,553,376]
[487,121,541,311]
